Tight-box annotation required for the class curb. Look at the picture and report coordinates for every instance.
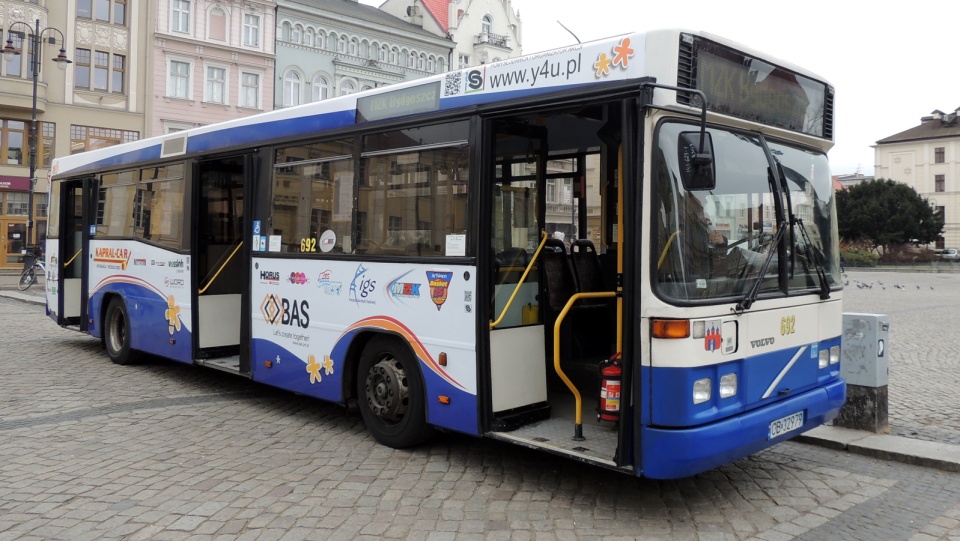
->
[795,425,960,474]
[0,290,46,305]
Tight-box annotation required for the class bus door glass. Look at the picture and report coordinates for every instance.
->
[487,119,549,416]
[54,177,90,327]
[196,156,246,359]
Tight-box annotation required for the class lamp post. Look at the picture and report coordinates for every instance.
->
[3,19,71,261]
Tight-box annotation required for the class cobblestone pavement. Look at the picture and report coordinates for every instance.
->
[3,275,960,540]
[842,270,960,445]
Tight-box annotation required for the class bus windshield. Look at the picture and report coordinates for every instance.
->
[654,121,840,303]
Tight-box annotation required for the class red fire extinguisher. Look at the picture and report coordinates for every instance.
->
[598,352,622,423]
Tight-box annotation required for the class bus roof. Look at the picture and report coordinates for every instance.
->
[51,29,832,179]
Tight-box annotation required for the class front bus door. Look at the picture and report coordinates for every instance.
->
[193,155,250,374]
[484,101,628,470]
[486,119,550,429]
[52,177,92,330]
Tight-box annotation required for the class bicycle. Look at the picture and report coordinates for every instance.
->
[18,246,46,291]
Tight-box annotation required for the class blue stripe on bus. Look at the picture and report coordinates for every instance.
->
[251,338,344,403]
[60,110,358,176]
[250,334,479,436]
[420,367,480,436]
[640,377,845,479]
[59,84,585,177]
[647,336,842,427]
[88,282,193,364]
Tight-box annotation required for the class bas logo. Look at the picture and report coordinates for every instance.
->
[260,294,310,328]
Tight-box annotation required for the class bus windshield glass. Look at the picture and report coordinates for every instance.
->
[654,121,840,303]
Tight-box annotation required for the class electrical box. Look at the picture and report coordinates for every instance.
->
[841,313,889,387]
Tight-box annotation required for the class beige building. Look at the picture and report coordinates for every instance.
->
[0,0,149,269]
[875,109,960,249]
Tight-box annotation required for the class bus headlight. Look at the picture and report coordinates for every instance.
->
[819,348,829,369]
[719,373,737,398]
[693,378,711,404]
[830,345,840,365]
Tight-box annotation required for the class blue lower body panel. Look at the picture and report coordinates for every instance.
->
[641,378,845,479]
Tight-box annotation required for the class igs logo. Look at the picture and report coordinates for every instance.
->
[260,294,310,328]
[349,264,376,306]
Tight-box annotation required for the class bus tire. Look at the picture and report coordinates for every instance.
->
[104,298,140,365]
[357,335,434,448]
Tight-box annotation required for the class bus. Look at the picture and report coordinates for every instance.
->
[45,29,844,479]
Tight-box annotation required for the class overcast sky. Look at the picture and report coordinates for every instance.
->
[363,0,960,176]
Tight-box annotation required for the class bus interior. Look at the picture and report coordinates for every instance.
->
[485,98,629,468]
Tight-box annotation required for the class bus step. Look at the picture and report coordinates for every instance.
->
[196,355,241,375]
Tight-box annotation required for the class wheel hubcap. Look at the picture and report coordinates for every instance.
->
[364,356,409,423]
[108,309,125,354]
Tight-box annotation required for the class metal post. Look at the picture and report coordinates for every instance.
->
[27,18,40,252]
[3,19,71,265]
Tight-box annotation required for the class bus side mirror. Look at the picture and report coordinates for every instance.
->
[678,131,716,191]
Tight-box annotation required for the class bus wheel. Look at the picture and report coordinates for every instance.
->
[104,298,140,365]
[357,336,434,448]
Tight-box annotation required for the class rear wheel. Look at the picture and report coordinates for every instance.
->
[17,268,35,291]
[104,298,140,365]
[357,336,434,448]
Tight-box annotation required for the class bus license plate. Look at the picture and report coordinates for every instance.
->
[768,411,804,439]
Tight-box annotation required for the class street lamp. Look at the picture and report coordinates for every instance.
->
[3,19,70,261]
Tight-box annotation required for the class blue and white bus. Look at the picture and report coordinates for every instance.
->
[45,29,844,479]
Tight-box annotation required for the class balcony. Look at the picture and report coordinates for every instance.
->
[475,32,510,49]
[0,76,47,113]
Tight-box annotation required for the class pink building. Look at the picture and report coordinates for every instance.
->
[148,0,276,136]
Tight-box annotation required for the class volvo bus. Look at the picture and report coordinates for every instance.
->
[45,29,844,478]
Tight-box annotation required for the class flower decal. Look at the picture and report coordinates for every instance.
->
[612,37,634,68]
[307,354,335,384]
[307,354,322,383]
[165,295,181,335]
[594,52,612,77]
[594,37,635,79]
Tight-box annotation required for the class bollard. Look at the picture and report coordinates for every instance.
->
[834,313,889,433]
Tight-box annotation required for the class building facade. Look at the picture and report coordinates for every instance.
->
[0,0,148,269]
[379,0,522,69]
[275,0,452,109]
[146,0,276,135]
[875,109,960,249]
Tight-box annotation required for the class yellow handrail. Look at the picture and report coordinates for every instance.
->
[657,231,680,270]
[64,249,82,268]
[489,231,548,330]
[198,241,243,295]
[552,291,617,439]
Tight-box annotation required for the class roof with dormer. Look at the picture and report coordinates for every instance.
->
[877,108,960,144]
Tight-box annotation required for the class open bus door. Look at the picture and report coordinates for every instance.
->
[50,176,93,330]
[486,119,552,427]
[483,103,630,471]
[192,155,251,375]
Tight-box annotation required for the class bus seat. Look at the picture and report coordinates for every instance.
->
[570,239,612,358]
[571,239,604,294]
[542,238,576,315]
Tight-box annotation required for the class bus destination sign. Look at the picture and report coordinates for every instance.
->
[683,35,832,140]
[356,81,441,123]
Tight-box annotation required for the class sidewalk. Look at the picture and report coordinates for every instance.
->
[3,273,960,476]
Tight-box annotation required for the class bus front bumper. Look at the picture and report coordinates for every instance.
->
[640,378,846,479]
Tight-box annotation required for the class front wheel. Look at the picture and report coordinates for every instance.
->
[104,298,141,365]
[17,268,35,291]
[357,336,434,448]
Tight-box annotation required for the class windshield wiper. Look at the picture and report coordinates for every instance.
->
[734,223,785,314]
[794,217,831,300]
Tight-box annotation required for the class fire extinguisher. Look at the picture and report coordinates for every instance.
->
[598,352,622,423]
